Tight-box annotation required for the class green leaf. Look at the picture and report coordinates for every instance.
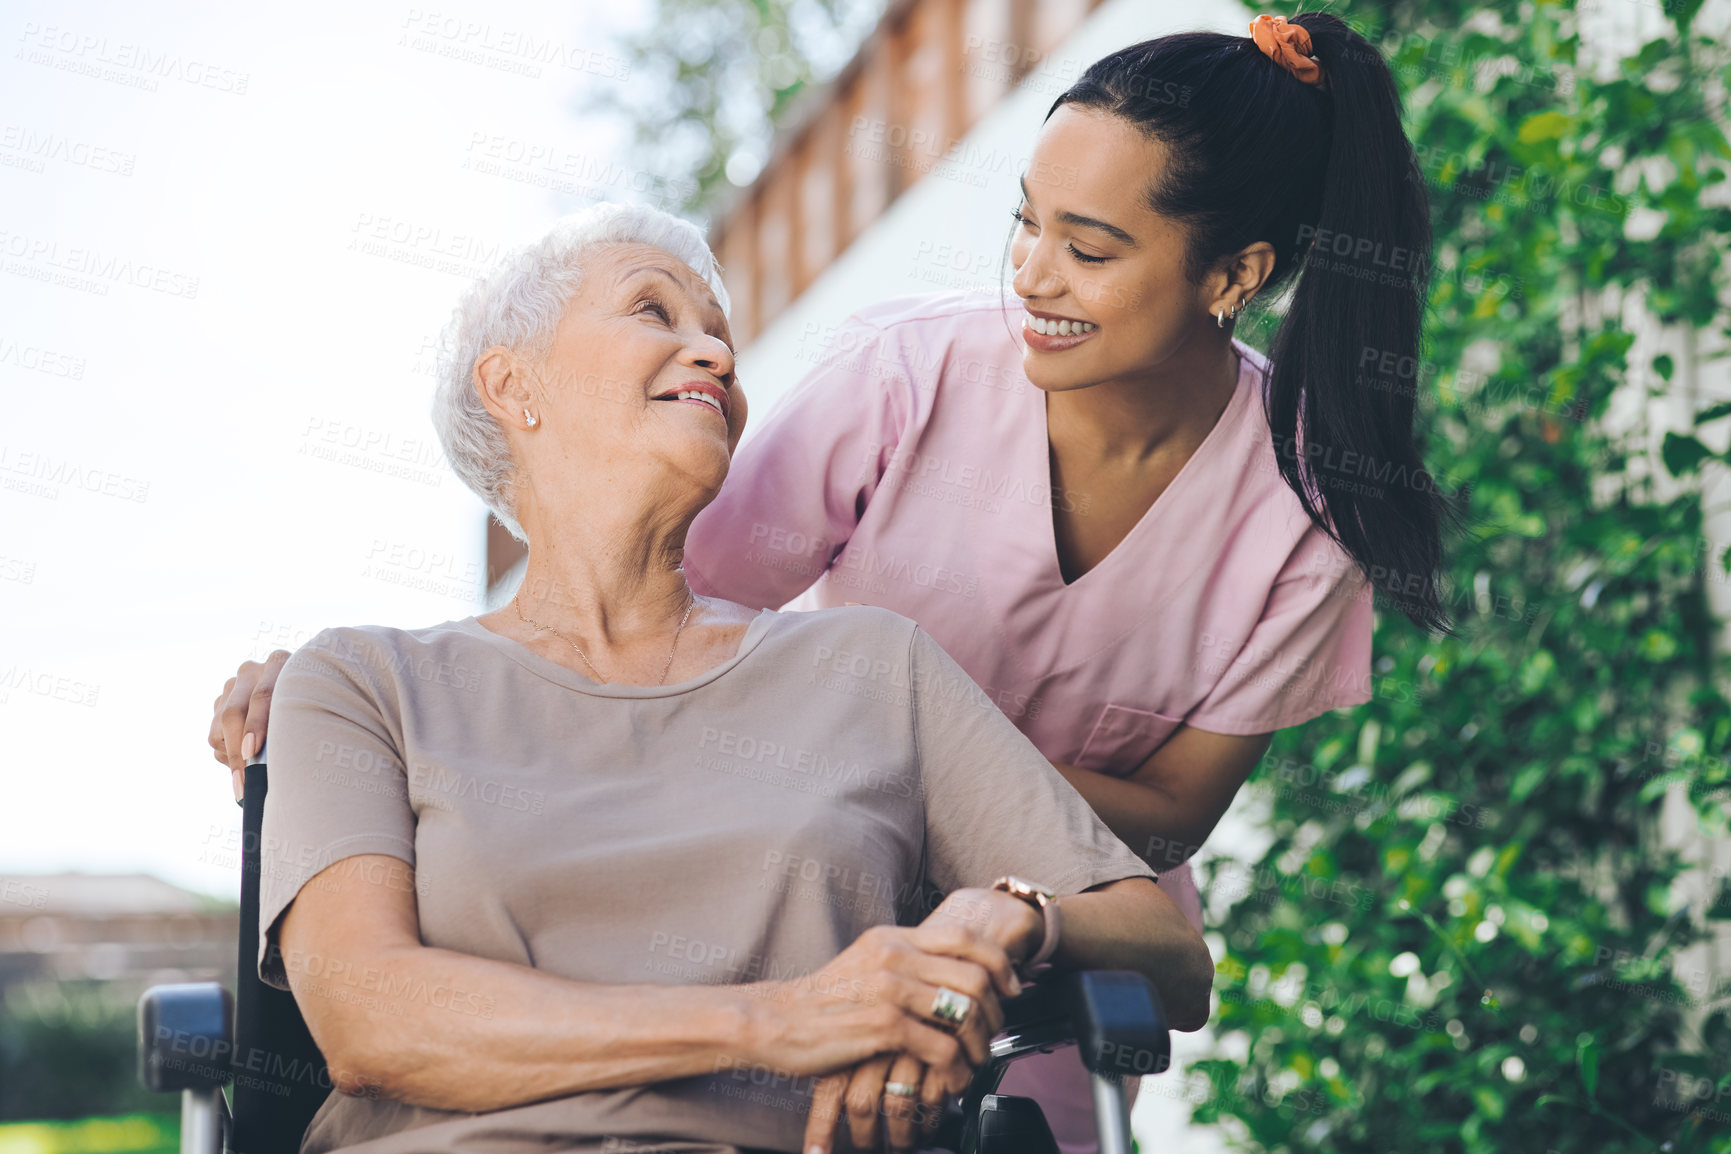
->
[1640,630,1680,662]
[1692,118,1731,162]
[1518,649,1557,693]
[1695,400,1731,424]
[1662,431,1714,476]
[1510,762,1549,802]
[1518,111,1572,144]
[1579,1037,1600,1101]
[1653,353,1676,381]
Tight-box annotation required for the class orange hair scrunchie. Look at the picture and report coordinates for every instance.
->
[1249,14,1325,89]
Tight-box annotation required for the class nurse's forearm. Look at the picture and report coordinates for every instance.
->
[1049,761,1208,870]
[1050,729,1272,869]
[1057,879,1214,1031]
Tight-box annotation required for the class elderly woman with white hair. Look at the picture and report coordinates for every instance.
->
[254,201,1211,1154]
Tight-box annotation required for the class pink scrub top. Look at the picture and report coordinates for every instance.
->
[684,288,1372,1148]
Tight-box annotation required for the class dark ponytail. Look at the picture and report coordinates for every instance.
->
[1051,14,1454,633]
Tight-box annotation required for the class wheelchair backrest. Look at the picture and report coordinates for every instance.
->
[233,762,330,1153]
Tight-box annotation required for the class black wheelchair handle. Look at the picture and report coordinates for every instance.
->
[997,970,1171,1077]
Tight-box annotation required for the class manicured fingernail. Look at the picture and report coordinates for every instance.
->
[1009,973,1022,997]
[808,1146,825,1154]
[240,732,256,760]
[231,770,244,803]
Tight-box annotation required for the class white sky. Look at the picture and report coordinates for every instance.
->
[0,0,674,899]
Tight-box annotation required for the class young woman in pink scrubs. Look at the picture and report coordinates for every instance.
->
[687,16,1447,1150]
[210,15,1447,1152]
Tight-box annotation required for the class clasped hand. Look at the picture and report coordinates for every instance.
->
[792,888,1042,1154]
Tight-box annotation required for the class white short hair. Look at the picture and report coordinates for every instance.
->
[432,201,730,542]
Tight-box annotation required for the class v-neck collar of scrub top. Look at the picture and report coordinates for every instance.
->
[1036,344,1254,593]
[454,608,778,698]
[971,339,1258,676]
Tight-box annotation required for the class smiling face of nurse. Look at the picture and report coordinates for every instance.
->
[1003,17,1452,632]
[1008,104,1272,397]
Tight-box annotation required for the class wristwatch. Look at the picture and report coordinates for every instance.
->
[991,876,1062,980]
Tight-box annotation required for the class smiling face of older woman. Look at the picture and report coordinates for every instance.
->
[474,241,747,542]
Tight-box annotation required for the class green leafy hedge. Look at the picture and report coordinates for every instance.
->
[0,984,173,1122]
[1196,1,1731,1150]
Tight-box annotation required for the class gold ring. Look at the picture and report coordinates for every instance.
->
[929,986,972,1031]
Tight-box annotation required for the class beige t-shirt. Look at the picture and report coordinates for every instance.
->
[260,604,1156,1154]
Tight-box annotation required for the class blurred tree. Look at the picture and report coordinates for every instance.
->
[594,0,887,216]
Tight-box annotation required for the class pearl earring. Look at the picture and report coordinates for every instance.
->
[524,408,538,428]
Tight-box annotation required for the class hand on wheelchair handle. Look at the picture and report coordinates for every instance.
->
[209,650,290,800]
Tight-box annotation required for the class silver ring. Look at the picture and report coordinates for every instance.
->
[884,1080,920,1097]
[929,986,972,1031]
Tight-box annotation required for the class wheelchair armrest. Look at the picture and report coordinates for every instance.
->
[138,981,234,1092]
[992,969,1170,1074]
[1066,969,1171,1079]
[948,970,1170,1152]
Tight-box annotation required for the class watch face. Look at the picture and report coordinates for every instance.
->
[1000,876,1054,903]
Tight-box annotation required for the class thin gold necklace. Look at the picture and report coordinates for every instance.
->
[513,592,696,686]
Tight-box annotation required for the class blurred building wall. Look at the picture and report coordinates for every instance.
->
[0,873,235,1001]
[707,0,1100,347]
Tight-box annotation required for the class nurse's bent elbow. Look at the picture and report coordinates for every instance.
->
[1166,933,1215,1033]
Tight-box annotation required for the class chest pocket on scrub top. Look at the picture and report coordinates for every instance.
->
[1074,704,1187,777]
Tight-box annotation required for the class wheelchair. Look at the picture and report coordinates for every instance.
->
[137,759,1174,1154]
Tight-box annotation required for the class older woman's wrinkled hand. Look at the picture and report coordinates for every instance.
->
[751,917,1015,1075]
[797,889,1043,1153]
